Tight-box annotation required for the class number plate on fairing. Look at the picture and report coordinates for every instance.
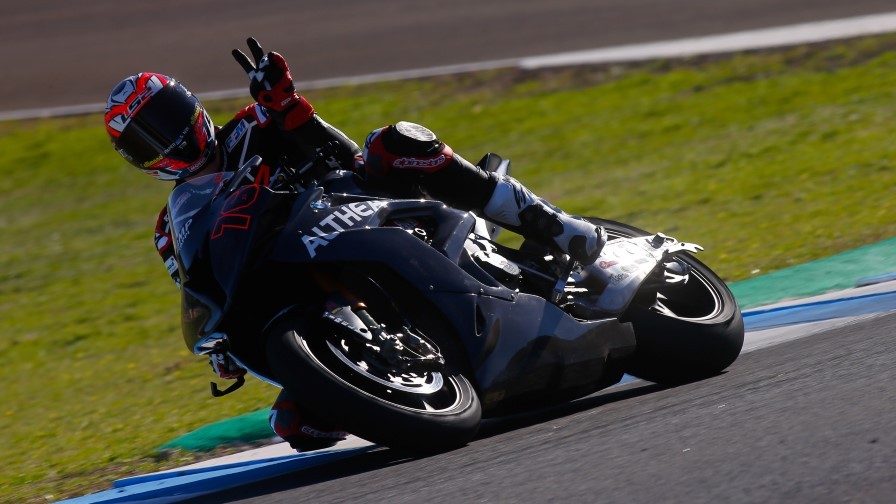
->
[588,233,703,313]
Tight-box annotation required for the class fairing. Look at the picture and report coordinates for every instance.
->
[169,172,635,412]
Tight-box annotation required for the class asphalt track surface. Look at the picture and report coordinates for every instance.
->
[191,312,896,503]
[4,0,896,113]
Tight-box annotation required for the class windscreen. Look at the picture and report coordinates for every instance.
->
[167,172,233,259]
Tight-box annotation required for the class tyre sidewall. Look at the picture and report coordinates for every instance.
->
[265,314,482,451]
[586,218,745,383]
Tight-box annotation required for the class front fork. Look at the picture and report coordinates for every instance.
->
[312,270,444,372]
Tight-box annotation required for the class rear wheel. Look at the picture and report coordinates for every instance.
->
[265,280,481,452]
[587,218,745,384]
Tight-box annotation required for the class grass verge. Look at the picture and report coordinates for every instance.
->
[3,34,896,502]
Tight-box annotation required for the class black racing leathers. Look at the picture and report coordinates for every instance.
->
[154,103,361,286]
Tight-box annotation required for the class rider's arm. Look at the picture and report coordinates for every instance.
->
[233,37,361,172]
[283,114,362,173]
[154,205,180,288]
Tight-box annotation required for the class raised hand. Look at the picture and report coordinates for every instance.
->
[232,37,301,112]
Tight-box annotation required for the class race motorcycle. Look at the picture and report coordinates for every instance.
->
[171,151,744,452]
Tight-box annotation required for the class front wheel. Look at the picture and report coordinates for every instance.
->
[587,218,745,384]
[265,306,481,452]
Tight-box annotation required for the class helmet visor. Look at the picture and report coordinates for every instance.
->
[115,84,204,168]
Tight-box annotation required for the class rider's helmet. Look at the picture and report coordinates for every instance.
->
[104,73,217,180]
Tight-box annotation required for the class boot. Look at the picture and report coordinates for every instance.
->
[483,176,606,264]
[269,389,348,452]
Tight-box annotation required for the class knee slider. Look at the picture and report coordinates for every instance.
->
[387,121,444,155]
[363,121,454,175]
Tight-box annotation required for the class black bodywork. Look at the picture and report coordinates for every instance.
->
[169,168,635,415]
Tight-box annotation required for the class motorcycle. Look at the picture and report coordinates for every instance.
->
[171,151,744,452]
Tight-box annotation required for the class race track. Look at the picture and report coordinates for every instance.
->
[193,312,896,503]
[3,0,896,113]
[23,1,896,501]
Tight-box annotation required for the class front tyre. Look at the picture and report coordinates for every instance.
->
[265,312,481,452]
[587,218,745,384]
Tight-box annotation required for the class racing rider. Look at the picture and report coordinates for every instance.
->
[104,37,606,452]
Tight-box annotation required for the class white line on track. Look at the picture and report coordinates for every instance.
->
[519,10,896,68]
[5,11,896,122]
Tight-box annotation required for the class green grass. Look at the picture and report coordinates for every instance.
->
[4,35,896,502]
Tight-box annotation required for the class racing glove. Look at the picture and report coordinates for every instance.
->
[209,352,247,380]
[232,37,315,130]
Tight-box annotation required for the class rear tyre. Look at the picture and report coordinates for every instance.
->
[587,218,745,384]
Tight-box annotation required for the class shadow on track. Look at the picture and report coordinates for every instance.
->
[190,380,669,503]
[475,381,670,440]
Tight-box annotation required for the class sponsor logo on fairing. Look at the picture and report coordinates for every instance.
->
[175,218,193,251]
[302,201,385,257]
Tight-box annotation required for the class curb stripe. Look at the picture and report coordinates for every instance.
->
[57,447,376,504]
[742,290,896,331]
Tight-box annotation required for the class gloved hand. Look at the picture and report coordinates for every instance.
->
[232,37,314,129]
[209,352,247,380]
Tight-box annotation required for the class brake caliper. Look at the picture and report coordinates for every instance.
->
[323,305,444,372]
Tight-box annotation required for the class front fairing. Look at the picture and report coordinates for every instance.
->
[168,169,485,354]
[168,172,227,276]
[169,172,291,352]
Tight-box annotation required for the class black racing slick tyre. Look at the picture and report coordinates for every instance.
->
[587,218,745,384]
[265,310,481,452]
